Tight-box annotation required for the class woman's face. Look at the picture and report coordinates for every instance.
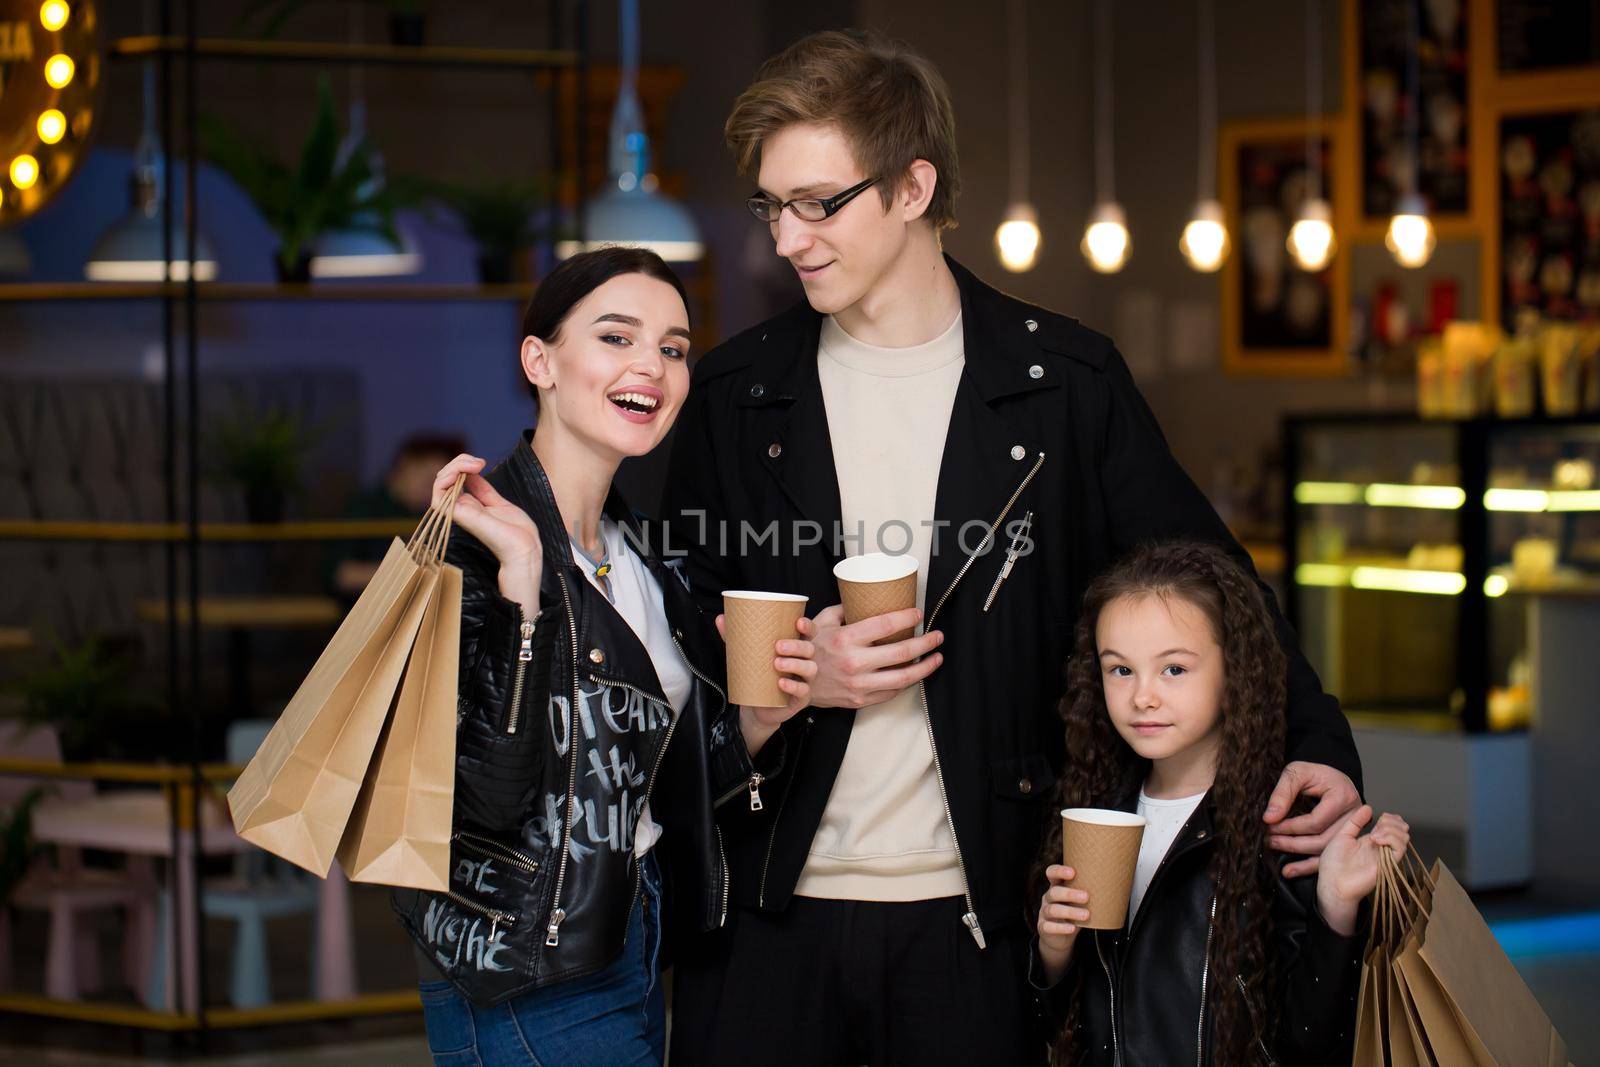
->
[524,272,692,461]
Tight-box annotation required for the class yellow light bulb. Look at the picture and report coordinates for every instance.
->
[39,1,70,32]
[1287,198,1336,272]
[1180,199,1229,272]
[995,203,1041,273]
[10,155,40,190]
[37,109,66,145]
[1385,195,1436,268]
[45,54,75,89]
[1080,202,1130,274]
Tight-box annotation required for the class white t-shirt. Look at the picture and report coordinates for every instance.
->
[1127,787,1207,921]
[573,516,692,857]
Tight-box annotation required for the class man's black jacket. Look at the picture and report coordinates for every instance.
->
[660,256,1362,945]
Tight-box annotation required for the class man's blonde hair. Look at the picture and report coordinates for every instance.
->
[725,29,960,230]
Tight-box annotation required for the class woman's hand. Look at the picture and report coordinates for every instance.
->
[1037,864,1091,985]
[433,454,543,617]
[714,614,818,758]
[1315,805,1411,936]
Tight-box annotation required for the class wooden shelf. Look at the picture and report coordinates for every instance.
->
[108,36,577,71]
[0,519,413,542]
[0,282,536,303]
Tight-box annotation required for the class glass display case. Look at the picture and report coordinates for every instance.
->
[1284,414,1600,732]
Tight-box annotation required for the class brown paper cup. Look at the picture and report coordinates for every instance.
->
[1061,808,1147,930]
[834,553,918,645]
[723,591,808,708]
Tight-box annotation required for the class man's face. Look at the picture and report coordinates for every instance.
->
[755,123,908,316]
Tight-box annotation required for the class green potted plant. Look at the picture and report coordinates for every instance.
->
[201,78,400,282]
[413,175,548,284]
[205,396,321,523]
[240,0,428,48]
[11,638,164,763]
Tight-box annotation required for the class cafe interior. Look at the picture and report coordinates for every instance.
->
[0,0,1597,1062]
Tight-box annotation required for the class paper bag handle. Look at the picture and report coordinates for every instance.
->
[407,474,466,565]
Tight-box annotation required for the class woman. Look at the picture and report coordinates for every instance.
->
[393,247,818,1066]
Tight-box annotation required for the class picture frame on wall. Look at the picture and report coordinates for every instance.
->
[1220,117,1350,376]
[1495,0,1600,74]
[1494,99,1600,331]
[1352,0,1475,228]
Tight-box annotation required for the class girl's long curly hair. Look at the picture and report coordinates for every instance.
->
[1031,541,1288,1065]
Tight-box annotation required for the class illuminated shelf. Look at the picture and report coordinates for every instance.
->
[1294,481,1600,513]
[0,519,414,542]
[108,36,578,71]
[1295,561,1600,599]
[0,283,536,303]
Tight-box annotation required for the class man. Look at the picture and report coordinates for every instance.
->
[661,29,1362,1065]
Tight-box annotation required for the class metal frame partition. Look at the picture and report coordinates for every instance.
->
[0,0,590,1039]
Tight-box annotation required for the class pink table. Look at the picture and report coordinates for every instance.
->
[29,790,355,1013]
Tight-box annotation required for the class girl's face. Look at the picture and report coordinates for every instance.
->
[523,272,692,460]
[1096,592,1227,766]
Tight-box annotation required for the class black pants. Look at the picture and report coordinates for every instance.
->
[668,896,1043,1067]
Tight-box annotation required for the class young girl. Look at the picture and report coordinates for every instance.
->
[1031,541,1408,1065]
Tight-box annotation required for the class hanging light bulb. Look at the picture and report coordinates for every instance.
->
[996,202,1041,273]
[1385,192,1435,268]
[1386,6,1433,269]
[1180,198,1228,272]
[1082,202,1131,274]
[995,0,1039,274]
[1080,0,1128,274]
[1288,197,1335,272]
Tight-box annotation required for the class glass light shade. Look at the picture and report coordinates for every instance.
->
[85,199,217,283]
[556,182,704,263]
[310,224,422,278]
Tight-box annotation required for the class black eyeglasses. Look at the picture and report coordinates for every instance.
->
[745,177,879,223]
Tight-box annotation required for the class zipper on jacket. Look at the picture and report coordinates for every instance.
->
[919,451,1047,949]
[982,509,1034,613]
[1096,932,1123,1067]
[446,888,517,942]
[713,823,730,928]
[453,831,539,877]
[544,569,581,949]
[1196,893,1217,1067]
[759,715,811,908]
[747,773,765,811]
[505,613,537,735]
[1235,975,1279,1066]
[669,629,733,920]
[589,673,682,951]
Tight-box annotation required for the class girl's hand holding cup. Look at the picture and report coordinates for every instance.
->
[1314,805,1412,937]
[433,454,543,618]
[1037,864,1091,984]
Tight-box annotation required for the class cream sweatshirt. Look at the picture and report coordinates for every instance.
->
[795,312,967,901]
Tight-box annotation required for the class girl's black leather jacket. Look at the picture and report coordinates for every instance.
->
[1030,786,1366,1065]
[393,435,783,1006]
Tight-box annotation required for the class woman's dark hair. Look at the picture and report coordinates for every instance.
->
[1032,541,1288,1066]
[519,246,690,406]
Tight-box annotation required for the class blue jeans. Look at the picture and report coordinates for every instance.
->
[419,855,665,1067]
